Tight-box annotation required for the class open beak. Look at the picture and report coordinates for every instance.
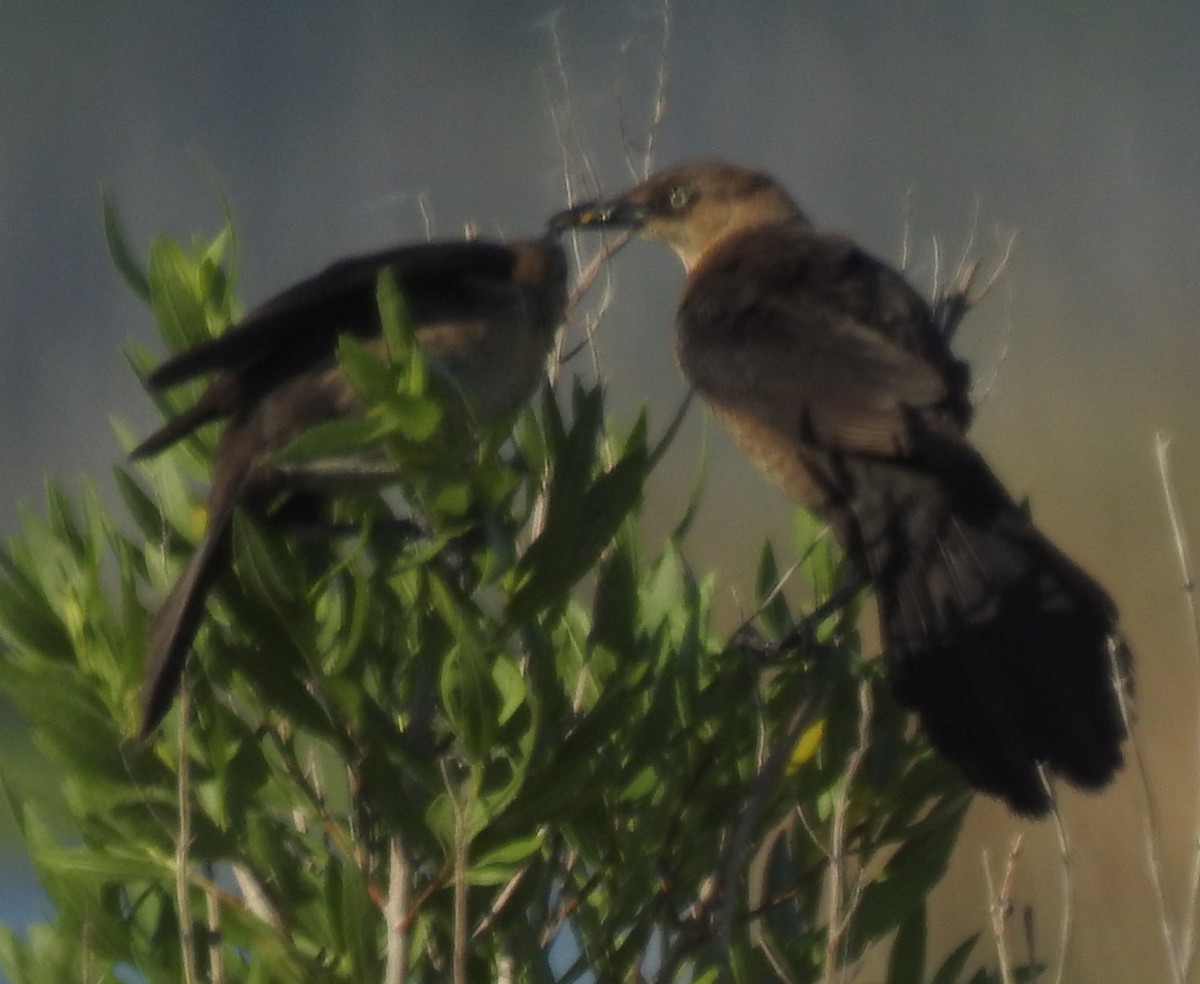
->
[548,198,650,232]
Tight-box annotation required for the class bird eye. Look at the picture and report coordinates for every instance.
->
[667,185,693,211]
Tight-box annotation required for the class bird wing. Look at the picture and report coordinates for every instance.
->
[678,225,966,459]
[146,240,523,391]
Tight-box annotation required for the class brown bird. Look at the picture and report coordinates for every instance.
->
[551,162,1129,815]
[133,236,567,737]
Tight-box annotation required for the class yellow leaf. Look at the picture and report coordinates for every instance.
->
[787,718,825,775]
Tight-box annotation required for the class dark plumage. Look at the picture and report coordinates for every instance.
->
[552,161,1129,815]
[133,236,567,737]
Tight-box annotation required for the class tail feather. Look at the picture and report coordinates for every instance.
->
[131,376,240,460]
[138,476,242,738]
[846,448,1128,815]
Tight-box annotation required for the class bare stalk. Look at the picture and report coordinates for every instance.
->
[473,854,535,939]
[617,0,672,182]
[1156,432,1200,980]
[715,687,817,955]
[822,681,873,984]
[899,186,915,272]
[175,680,198,984]
[1040,770,1073,984]
[982,834,1024,984]
[444,763,470,984]
[383,835,411,984]
[1113,638,1186,984]
[747,815,803,984]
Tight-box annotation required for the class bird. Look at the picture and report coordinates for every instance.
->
[550,161,1129,815]
[132,235,568,738]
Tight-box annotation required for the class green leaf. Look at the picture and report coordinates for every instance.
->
[375,268,417,367]
[491,653,527,726]
[845,799,968,962]
[147,236,212,351]
[0,659,128,779]
[101,186,151,302]
[268,415,391,468]
[433,579,499,761]
[0,545,74,659]
[470,831,543,885]
[506,425,648,624]
[590,537,639,658]
[930,933,981,984]
[886,900,926,984]
[755,539,794,639]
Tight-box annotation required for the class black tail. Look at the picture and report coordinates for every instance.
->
[138,478,241,738]
[130,376,241,461]
[845,448,1129,815]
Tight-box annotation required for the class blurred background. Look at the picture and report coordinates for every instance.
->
[1,3,1197,980]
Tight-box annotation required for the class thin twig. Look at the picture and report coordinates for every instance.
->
[446,763,470,984]
[982,834,1024,984]
[1112,636,1186,984]
[747,815,803,984]
[1156,433,1200,975]
[971,276,1015,408]
[175,680,197,984]
[473,855,535,938]
[616,0,672,182]
[416,193,435,241]
[1040,767,1073,984]
[899,186,915,272]
[1155,432,1200,981]
[557,230,635,369]
[715,690,818,955]
[950,196,982,291]
[822,681,873,983]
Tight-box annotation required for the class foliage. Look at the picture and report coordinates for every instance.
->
[0,212,991,983]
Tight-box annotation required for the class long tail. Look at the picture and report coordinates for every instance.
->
[845,447,1130,815]
[130,375,241,461]
[139,472,243,738]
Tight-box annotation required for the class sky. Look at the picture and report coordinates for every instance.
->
[1,3,1199,981]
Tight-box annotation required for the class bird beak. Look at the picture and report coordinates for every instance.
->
[548,198,650,232]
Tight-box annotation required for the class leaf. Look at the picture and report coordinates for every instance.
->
[755,540,794,639]
[268,415,391,468]
[589,537,639,659]
[101,186,151,302]
[844,799,969,962]
[0,546,74,659]
[491,653,527,726]
[787,718,826,773]
[112,466,171,542]
[147,236,212,351]
[0,660,128,780]
[886,901,926,984]
[469,831,543,886]
[375,268,417,368]
[506,427,648,625]
[433,579,499,761]
[930,933,981,984]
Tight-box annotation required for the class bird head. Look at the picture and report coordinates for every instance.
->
[549,161,807,270]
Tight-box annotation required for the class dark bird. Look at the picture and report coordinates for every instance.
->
[133,236,567,738]
[551,162,1129,815]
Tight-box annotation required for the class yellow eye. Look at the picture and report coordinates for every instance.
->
[667,185,692,210]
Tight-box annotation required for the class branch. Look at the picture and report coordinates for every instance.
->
[383,835,411,984]
[175,674,198,984]
[982,834,1024,984]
